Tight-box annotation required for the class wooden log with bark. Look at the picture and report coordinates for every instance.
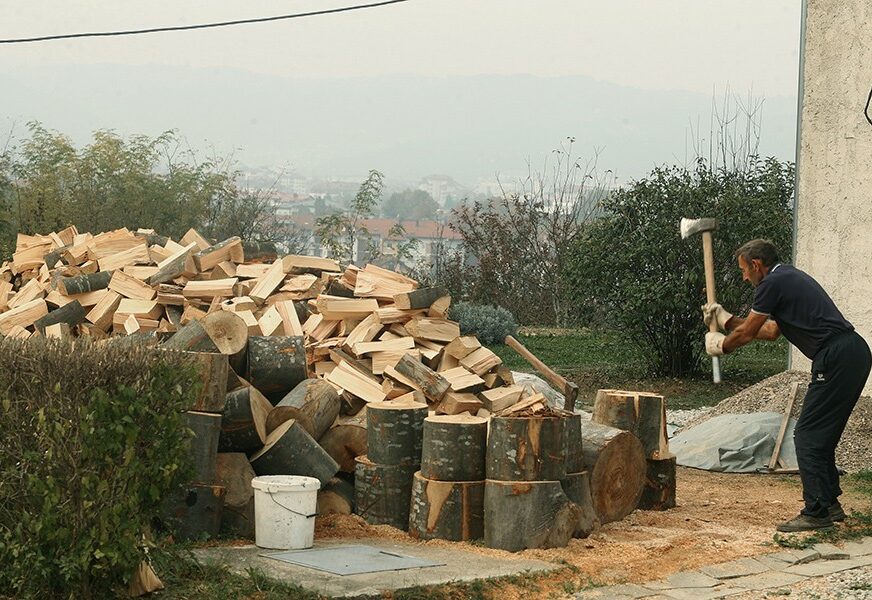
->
[317,476,355,515]
[559,470,600,538]
[247,335,308,403]
[218,384,271,453]
[354,455,417,529]
[186,352,229,413]
[408,472,484,541]
[317,409,367,473]
[592,390,669,459]
[420,414,488,482]
[564,413,584,473]
[162,483,225,541]
[486,415,566,482]
[483,480,581,551]
[33,299,86,334]
[57,271,112,295]
[265,378,341,439]
[250,419,339,485]
[366,400,428,466]
[215,452,256,538]
[186,411,222,484]
[580,421,646,524]
[637,455,677,511]
[163,311,247,355]
[394,354,450,403]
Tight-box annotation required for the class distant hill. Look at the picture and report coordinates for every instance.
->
[1,65,797,185]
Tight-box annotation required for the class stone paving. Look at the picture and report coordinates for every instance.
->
[576,537,872,600]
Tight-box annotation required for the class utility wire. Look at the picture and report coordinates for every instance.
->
[0,0,412,45]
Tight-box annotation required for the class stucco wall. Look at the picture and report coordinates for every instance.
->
[793,0,872,391]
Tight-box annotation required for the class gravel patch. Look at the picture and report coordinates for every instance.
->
[731,564,872,599]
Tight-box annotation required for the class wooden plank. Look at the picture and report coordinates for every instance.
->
[768,382,801,471]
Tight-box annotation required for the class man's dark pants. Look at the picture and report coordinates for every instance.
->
[794,330,872,518]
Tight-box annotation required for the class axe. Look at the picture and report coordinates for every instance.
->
[680,217,722,383]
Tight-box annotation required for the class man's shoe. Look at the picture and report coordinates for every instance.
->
[829,503,846,522]
[776,513,835,533]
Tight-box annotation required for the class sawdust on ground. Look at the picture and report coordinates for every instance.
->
[314,467,872,599]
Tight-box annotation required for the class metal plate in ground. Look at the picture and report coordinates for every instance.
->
[262,544,444,575]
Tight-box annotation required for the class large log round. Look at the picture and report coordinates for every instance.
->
[592,390,637,431]
[186,352,229,413]
[638,456,677,511]
[563,413,584,473]
[354,455,417,530]
[218,384,271,453]
[250,419,339,485]
[421,414,487,482]
[366,400,428,466]
[593,391,669,459]
[580,421,646,524]
[215,452,256,538]
[486,415,566,482]
[247,336,308,403]
[408,472,484,541]
[161,483,226,542]
[318,409,367,473]
[317,477,355,516]
[483,480,581,552]
[186,411,221,484]
[560,471,600,539]
[265,379,341,439]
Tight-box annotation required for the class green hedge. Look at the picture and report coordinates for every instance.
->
[449,302,519,346]
[0,339,200,599]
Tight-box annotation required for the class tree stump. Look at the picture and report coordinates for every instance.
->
[186,352,229,413]
[247,336,308,403]
[215,452,256,538]
[317,477,355,515]
[580,421,646,524]
[186,411,221,484]
[564,413,584,473]
[366,400,428,466]
[265,379,341,440]
[318,409,368,473]
[218,384,271,453]
[162,483,226,542]
[408,472,484,541]
[250,419,339,485]
[421,414,488,481]
[559,471,600,538]
[483,480,581,551]
[354,455,417,529]
[638,456,677,511]
[592,390,669,459]
[486,415,566,481]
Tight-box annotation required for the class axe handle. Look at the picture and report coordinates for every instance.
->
[504,335,577,410]
[701,230,722,383]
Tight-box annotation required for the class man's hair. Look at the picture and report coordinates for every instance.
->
[735,239,780,267]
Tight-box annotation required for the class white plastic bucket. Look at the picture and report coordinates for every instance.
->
[251,475,321,550]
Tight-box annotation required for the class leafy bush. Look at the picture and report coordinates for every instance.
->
[0,339,200,599]
[449,302,518,345]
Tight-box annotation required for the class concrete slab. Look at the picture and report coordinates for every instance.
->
[811,542,850,560]
[751,555,793,571]
[783,558,863,577]
[843,537,872,556]
[644,571,720,590]
[699,557,768,579]
[193,539,560,599]
[784,548,820,564]
[575,583,653,599]
[728,570,806,590]
[661,586,744,599]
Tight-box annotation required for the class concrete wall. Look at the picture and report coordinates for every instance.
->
[793,0,872,391]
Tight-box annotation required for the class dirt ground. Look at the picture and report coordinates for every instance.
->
[313,467,872,599]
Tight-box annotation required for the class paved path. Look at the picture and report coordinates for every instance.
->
[575,537,872,599]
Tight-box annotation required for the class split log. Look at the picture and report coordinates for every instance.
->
[592,390,669,459]
[193,236,243,272]
[318,409,368,473]
[393,287,448,310]
[354,455,417,529]
[560,471,600,538]
[33,299,85,334]
[163,311,248,355]
[218,384,271,453]
[408,472,484,541]
[186,352,229,413]
[317,476,355,515]
[366,400,428,466]
[247,336,308,403]
[250,419,339,485]
[215,452,256,538]
[580,421,646,524]
[421,414,488,481]
[57,271,112,295]
[186,411,221,484]
[436,392,483,416]
[592,390,636,431]
[265,379,341,439]
[564,413,584,473]
[394,354,450,402]
[162,483,225,541]
[486,415,566,481]
[483,480,581,551]
[637,456,677,511]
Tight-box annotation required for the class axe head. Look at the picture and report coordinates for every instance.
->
[680,217,718,239]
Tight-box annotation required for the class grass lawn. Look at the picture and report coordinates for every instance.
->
[492,327,789,410]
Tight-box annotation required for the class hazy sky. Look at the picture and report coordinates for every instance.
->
[2,0,801,95]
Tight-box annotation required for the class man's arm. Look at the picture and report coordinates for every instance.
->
[723,311,780,353]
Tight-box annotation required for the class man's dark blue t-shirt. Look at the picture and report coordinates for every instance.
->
[752,264,852,360]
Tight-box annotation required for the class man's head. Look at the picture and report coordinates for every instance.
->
[735,239,780,287]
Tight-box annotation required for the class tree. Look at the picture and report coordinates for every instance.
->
[381,189,438,220]
[566,157,794,377]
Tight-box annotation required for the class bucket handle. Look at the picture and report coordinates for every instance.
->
[264,489,318,519]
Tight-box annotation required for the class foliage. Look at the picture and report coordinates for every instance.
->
[449,302,518,346]
[566,157,794,377]
[381,188,439,220]
[0,339,199,599]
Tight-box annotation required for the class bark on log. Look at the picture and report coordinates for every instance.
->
[218,384,271,453]
[163,319,219,353]
[317,476,355,515]
[486,415,566,481]
[34,300,86,334]
[637,456,677,511]
[421,414,488,482]
[318,409,368,473]
[580,421,646,524]
[354,455,417,530]
[408,471,484,541]
[241,240,278,263]
[366,400,428,466]
[560,471,600,538]
[394,354,450,402]
[250,419,339,485]
[564,413,584,473]
[215,452,256,538]
[186,411,221,484]
[247,336,308,403]
[483,480,581,551]
[185,352,229,413]
[394,287,449,310]
[58,271,112,295]
[265,379,341,439]
[592,391,669,459]
[162,483,225,542]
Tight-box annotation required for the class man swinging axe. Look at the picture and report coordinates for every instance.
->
[703,238,871,532]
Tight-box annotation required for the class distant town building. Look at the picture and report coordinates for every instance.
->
[418,175,467,207]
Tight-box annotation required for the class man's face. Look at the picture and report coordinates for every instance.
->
[738,255,765,287]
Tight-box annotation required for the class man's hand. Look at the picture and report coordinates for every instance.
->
[702,303,734,330]
[705,331,726,356]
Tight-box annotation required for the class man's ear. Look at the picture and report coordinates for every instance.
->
[751,258,765,272]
